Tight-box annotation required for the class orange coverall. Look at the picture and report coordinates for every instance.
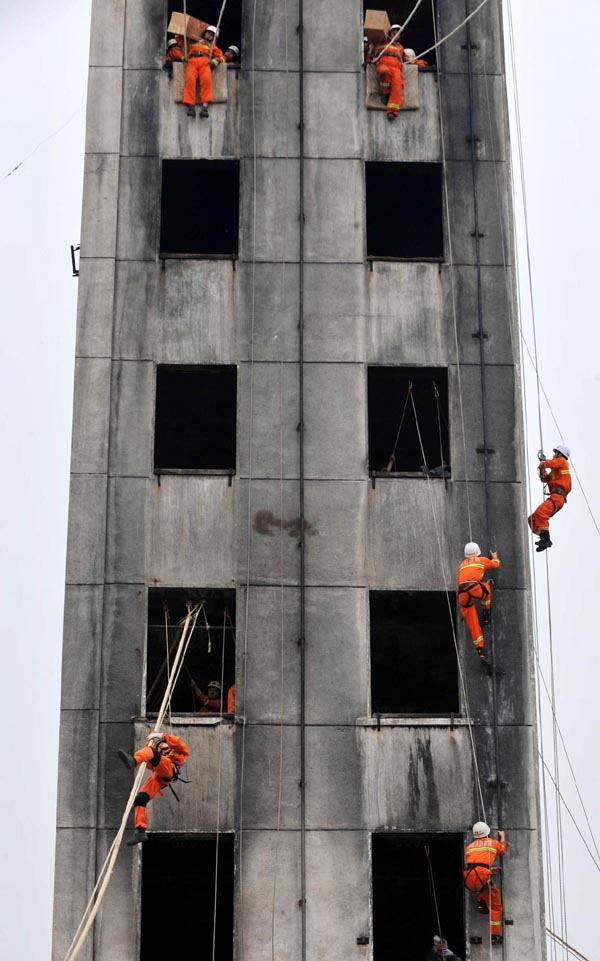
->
[370,40,405,116]
[183,39,224,106]
[463,836,507,936]
[166,36,185,62]
[457,555,500,650]
[528,456,571,536]
[133,734,189,829]
[227,684,235,714]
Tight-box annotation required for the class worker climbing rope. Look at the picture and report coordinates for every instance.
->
[463,821,507,945]
[118,730,190,845]
[457,541,500,671]
[368,25,406,121]
[528,443,571,552]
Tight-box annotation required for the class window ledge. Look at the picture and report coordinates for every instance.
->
[369,470,451,480]
[367,255,444,264]
[159,253,238,261]
[357,716,469,727]
[138,714,235,726]
[154,468,236,477]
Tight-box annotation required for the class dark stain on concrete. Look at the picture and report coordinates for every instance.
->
[253,509,318,538]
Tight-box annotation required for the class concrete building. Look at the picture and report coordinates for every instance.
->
[53,2,545,959]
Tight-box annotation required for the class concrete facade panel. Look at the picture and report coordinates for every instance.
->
[367,262,446,364]
[364,72,442,162]
[304,73,362,160]
[304,160,364,262]
[305,587,369,722]
[435,2,468,75]
[123,0,164,69]
[239,159,300,262]
[100,584,145,721]
[109,360,154,476]
[238,262,299,363]
[52,829,96,961]
[93,829,139,961]
[304,364,366,479]
[304,481,366,586]
[149,476,236,585]
[70,358,111,474]
[302,0,362,72]
[65,473,107,584]
[116,156,160,261]
[85,67,123,155]
[237,831,302,961]
[61,585,103,711]
[242,586,301,723]
[237,479,301,587]
[243,0,300,72]
[56,710,99,827]
[305,832,370,961]
[304,264,367,363]
[467,0,504,75]
[160,70,241,159]
[89,0,125,67]
[240,71,300,159]
[122,69,160,156]
[442,73,506,162]
[75,258,115,358]
[498,829,546,960]
[306,727,362,828]
[80,154,120,259]
[106,476,147,582]
[451,363,519,483]
[113,261,157,359]
[474,589,531,726]
[237,726,300,829]
[238,362,300,479]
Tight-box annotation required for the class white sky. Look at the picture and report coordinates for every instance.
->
[0,1,598,959]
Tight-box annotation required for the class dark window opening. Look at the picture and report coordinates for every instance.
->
[141,835,234,961]
[160,160,239,257]
[366,162,443,260]
[146,588,236,715]
[154,365,237,472]
[370,591,458,714]
[363,2,437,66]
[367,367,449,475]
[166,0,242,49]
[373,834,465,961]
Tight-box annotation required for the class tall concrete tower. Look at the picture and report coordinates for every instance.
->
[53,2,545,959]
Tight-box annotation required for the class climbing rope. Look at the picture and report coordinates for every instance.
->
[370,0,427,63]
[211,609,228,961]
[415,0,494,63]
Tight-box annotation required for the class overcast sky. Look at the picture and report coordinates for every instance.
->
[0,2,598,960]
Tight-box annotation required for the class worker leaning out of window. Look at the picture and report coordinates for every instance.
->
[191,678,236,714]
[165,29,240,118]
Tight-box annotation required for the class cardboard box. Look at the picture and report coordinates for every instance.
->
[364,9,391,43]
[167,12,207,41]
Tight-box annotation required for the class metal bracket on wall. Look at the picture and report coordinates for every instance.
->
[70,244,80,277]
[476,446,495,455]
[357,936,370,946]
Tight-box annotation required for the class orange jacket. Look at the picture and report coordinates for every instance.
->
[163,733,189,767]
[539,456,571,495]
[465,836,506,867]
[457,555,499,589]
[406,57,428,66]
[188,39,224,62]
[166,37,185,61]
[227,685,235,714]
[369,40,405,62]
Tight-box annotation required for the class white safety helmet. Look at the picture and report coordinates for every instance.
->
[388,23,402,35]
[464,542,480,557]
[404,48,416,59]
[473,821,490,838]
[205,24,218,35]
[553,443,571,458]
[227,45,240,55]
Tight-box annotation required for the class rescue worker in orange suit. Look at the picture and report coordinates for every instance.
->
[369,24,405,121]
[457,541,500,668]
[227,683,235,714]
[166,34,185,62]
[528,443,571,552]
[191,678,223,713]
[183,25,224,119]
[118,731,190,845]
[224,45,240,64]
[463,821,507,945]
[403,47,428,66]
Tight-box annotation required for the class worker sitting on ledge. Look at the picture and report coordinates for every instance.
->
[403,47,428,66]
[457,541,500,671]
[183,25,224,119]
[118,731,190,845]
[528,443,571,552]
[368,25,405,121]
[191,678,224,713]
[463,822,507,945]
[224,45,240,64]
[425,934,463,960]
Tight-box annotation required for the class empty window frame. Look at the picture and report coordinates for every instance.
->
[160,160,240,257]
[366,163,443,260]
[367,367,449,476]
[362,2,437,66]
[370,591,458,714]
[166,0,243,49]
[154,365,237,472]
[146,588,236,715]
[141,835,234,961]
[372,834,465,961]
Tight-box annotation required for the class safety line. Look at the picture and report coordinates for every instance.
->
[546,928,591,961]
[164,603,173,729]
[424,845,444,945]
[211,610,228,961]
[370,0,426,63]
[415,0,493,62]
[0,105,84,185]
[537,753,600,875]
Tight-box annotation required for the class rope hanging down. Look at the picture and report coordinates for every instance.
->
[414,0,493,62]
[371,0,427,63]
[62,604,201,961]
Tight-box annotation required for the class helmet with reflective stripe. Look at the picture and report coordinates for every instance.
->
[464,542,480,557]
[473,821,490,838]
[553,443,570,458]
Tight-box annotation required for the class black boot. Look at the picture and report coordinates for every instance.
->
[491,935,503,945]
[482,608,491,626]
[200,104,209,118]
[387,112,397,122]
[478,649,493,675]
[118,748,135,770]
[127,828,148,846]
[535,531,552,552]
[186,105,196,117]
[477,899,490,915]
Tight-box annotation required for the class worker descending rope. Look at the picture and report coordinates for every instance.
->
[183,25,224,119]
[457,542,500,670]
[118,731,190,845]
[368,26,406,121]
[528,443,572,552]
[463,821,507,945]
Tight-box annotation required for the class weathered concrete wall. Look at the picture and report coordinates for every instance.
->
[53,1,545,960]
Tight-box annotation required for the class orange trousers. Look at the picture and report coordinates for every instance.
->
[458,581,492,650]
[528,492,565,535]
[375,59,404,115]
[133,747,177,829]
[183,57,213,105]
[464,869,503,936]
